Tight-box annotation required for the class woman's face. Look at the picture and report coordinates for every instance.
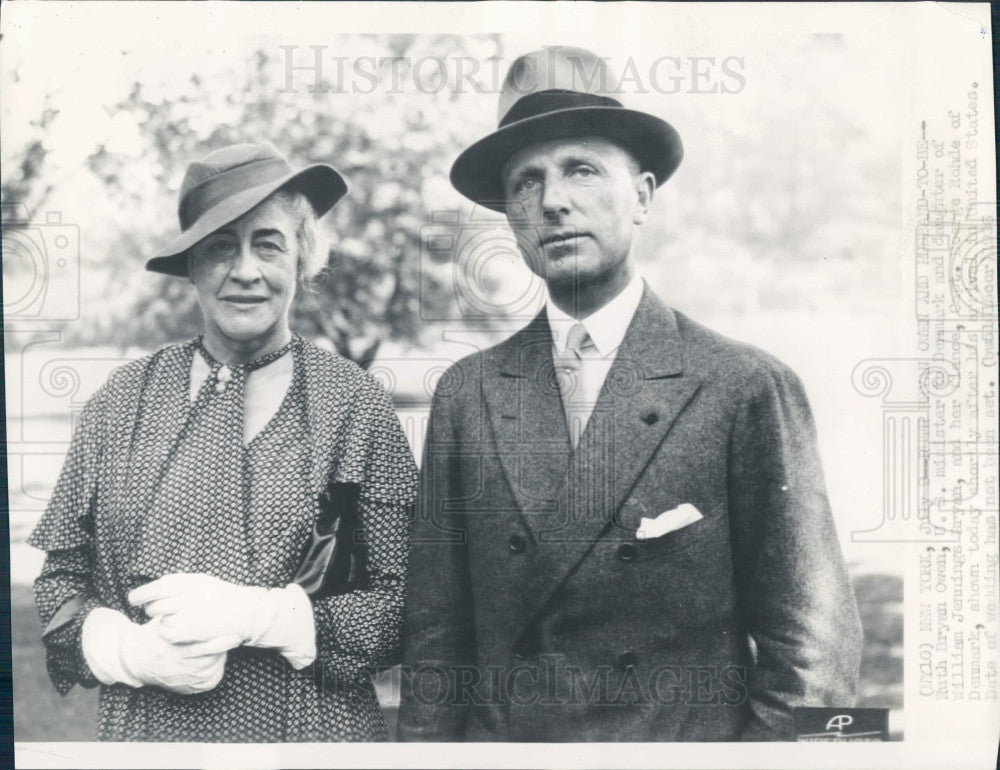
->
[188,197,299,360]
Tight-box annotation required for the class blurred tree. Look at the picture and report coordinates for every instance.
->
[1,90,70,336]
[80,36,503,365]
[1,87,60,222]
[636,34,900,319]
[3,33,902,356]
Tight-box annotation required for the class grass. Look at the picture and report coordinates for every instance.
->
[12,585,98,741]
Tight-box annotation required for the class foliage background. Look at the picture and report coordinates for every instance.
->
[3,32,902,360]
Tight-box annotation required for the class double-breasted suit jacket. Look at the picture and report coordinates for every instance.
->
[398,285,862,741]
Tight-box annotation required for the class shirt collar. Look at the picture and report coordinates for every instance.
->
[546,273,644,356]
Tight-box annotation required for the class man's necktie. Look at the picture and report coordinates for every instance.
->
[555,322,597,448]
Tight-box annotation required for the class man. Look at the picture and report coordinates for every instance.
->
[398,46,862,742]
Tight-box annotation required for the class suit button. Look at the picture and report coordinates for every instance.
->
[508,534,527,553]
[617,543,637,561]
[616,651,638,671]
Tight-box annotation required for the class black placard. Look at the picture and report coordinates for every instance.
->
[794,707,890,741]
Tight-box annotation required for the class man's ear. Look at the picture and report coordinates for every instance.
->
[632,171,656,225]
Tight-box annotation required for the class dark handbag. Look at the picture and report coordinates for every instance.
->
[292,481,368,598]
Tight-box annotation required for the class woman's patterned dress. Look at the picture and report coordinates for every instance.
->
[29,336,418,741]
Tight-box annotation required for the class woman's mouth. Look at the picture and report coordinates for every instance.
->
[220,295,268,307]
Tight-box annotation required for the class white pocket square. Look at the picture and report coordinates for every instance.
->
[636,503,704,540]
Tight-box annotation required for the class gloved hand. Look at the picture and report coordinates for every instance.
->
[127,573,317,670]
[81,607,235,695]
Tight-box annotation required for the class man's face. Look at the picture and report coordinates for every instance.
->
[188,197,299,351]
[501,136,654,289]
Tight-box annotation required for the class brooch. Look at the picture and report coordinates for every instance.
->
[215,364,233,393]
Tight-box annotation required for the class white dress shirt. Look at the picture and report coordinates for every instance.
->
[546,273,644,443]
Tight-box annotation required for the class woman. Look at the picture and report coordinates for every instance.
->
[29,143,418,741]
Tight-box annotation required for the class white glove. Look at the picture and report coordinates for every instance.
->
[128,573,317,670]
[81,607,235,695]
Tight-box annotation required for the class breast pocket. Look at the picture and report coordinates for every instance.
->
[632,511,729,562]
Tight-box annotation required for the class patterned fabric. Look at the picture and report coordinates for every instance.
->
[30,336,418,741]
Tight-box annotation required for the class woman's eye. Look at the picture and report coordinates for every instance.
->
[255,241,284,254]
[207,240,237,258]
[513,178,539,197]
[572,166,596,178]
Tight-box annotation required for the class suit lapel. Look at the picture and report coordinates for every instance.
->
[482,311,572,538]
[517,287,702,628]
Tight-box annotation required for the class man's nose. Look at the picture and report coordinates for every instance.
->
[540,176,571,220]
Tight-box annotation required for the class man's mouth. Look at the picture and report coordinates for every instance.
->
[220,295,268,305]
[541,231,587,248]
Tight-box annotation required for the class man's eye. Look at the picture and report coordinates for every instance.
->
[255,241,283,253]
[572,166,596,178]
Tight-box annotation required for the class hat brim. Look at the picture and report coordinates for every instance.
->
[450,107,683,213]
[145,164,348,278]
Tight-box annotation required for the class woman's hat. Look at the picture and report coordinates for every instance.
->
[450,46,683,213]
[146,143,348,277]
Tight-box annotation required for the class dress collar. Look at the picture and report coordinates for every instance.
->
[195,334,299,372]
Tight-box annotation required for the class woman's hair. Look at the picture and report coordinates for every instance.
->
[270,188,330,282]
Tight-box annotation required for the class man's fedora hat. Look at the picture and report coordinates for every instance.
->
[146,143,348,277]
[450,46,683,213]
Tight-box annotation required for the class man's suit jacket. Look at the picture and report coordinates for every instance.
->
[398,286,862,741]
